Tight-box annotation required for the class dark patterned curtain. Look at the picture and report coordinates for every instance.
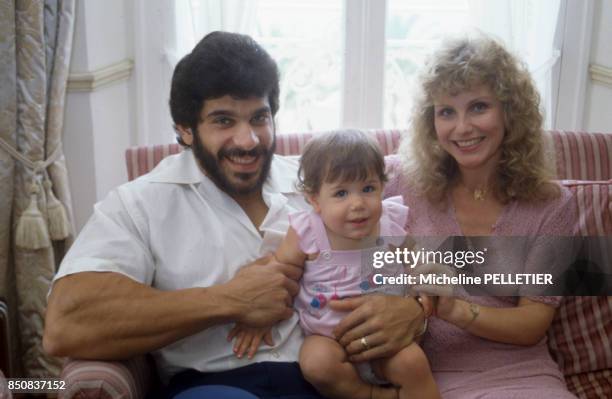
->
[0,0,76,377]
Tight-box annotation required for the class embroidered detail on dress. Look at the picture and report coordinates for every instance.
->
[313,283,331,293]
[310,293,328,309]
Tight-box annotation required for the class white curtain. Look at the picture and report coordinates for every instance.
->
[170,0,563,130]
[468,0,562,128]
[170,0,258,65]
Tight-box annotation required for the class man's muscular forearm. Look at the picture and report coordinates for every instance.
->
[44,261,298,359]
[44,272,240,359]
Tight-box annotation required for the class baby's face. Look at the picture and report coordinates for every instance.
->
[309,174,384,242]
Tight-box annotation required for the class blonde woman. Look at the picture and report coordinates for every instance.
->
[386,35,578,398]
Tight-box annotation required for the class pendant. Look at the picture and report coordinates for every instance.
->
[473,188,486,201]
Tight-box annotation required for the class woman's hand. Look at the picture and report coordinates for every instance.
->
[431,296,458,321]
[329,295,425,362]
[408,262,456,320]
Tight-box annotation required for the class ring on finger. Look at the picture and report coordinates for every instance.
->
[360,336,370,350]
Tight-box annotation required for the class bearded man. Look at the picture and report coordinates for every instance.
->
[44,32,426,399]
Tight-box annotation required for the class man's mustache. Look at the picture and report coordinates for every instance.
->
[219,146,269,159]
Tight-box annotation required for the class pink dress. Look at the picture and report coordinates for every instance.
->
[290,196,409,338]
[384,156,578,399]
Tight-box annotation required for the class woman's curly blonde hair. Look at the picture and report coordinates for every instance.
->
[399,34,559,204]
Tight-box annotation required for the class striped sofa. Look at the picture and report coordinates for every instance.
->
[0,369,11,399]
[59,130,611,399]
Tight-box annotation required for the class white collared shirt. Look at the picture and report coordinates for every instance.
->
[53,149,309,381]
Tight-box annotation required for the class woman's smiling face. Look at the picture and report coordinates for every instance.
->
[433,84,505,176]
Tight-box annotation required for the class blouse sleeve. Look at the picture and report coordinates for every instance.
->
[521,186,578,305]
[288,211,319,254]
[537,185,579,236]
[524,296,563,308]
[381,196,409,246]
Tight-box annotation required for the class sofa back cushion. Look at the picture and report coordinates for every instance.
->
[125,144,182,181]
[126,130,612,182]
[125,130,405,181]
[547,180,612,397]
[550,131,612,181]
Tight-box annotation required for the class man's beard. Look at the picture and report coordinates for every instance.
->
[191,133,275,197]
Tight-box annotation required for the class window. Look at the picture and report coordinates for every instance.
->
[134,0,580,143]
[248,0,477,131]
[384,0,471,127]
[253,1,345,132]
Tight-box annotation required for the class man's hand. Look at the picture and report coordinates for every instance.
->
[220,255,302,328]
[330,295,425,362]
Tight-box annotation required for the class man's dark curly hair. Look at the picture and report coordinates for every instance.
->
[169,31,280,145]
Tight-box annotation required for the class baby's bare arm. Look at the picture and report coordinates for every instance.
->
[275,227,307,268]
[226,228,307,358]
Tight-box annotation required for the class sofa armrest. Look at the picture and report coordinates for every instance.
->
[0,368,12,399]
[565,369,612,399]
[0,300,11,377]
[59,356,154,399]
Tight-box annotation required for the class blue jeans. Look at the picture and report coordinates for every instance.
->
[174,385,258,399]
[165,362,325,399]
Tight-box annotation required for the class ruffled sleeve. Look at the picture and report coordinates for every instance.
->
[380,195,409,246]
[288,210,319,254]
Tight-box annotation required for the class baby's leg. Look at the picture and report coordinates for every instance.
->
[300,335,397,399]
[373,343,440,399]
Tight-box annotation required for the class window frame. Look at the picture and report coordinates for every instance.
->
[343,0,387,128]
[130,0,592,145]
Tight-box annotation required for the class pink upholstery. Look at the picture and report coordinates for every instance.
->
[0,368,12,399]
[546,180,612,399]
[63,129,611,399]
[566,369,612,398]
[551,131,612,181]
[125,130,405,181]
[125,143,182,181]
[59,357,153,399]
[562,180,612,236]
[549,296,612,398]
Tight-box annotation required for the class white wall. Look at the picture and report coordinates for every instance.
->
[131,0,176,146]
[584,0,612,132]
[64,0,134,231]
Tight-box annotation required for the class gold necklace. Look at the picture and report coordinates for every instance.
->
[473,188,487,201]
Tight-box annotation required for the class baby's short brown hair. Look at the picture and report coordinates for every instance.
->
[297,130,387,195]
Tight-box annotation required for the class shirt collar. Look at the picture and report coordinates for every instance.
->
[264,154,299,194]
[142,148,297,194]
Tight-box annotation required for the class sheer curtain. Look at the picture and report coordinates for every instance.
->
[170,0,563,131]
[469,0,562,127]
[170,0,258,65]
